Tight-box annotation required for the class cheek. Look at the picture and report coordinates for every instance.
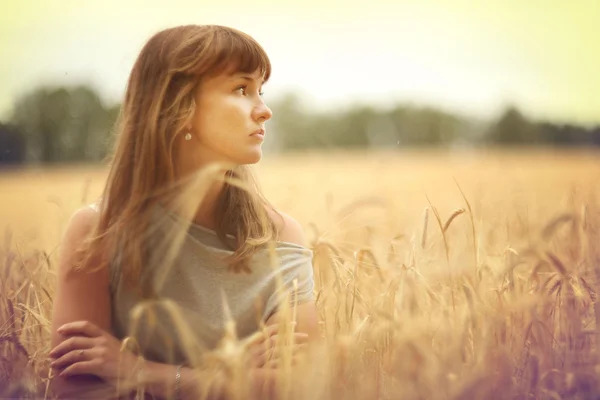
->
[197,98,245,131]
[193,97,253,156]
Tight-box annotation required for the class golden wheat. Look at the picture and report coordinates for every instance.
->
[1,149,600,399]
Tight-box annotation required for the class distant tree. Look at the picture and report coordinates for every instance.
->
[536,122,600,147]
[327,106,375,148]
[269,96,475,150]
[10,85,119,164]
[268,93,312,150]
[537,123,585,146]
[12,83,592,158]
[487,106,541,145]
[388,106,469,146]
[591,126,600,146]
[0,122,25,166]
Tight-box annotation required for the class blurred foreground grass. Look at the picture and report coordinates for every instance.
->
[1,149,600,399]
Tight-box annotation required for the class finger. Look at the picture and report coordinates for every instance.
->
[59,360,102,377]
[248,342,286,367]
[252,348,273,368]
[244,331,271,349]
[247,332,308,360]
[243,325,278,349]
[264,332,309,347]
[50,348,95,370]
[57,321,104,338]
[244,329,277,351]
[265,357,286,369]
[291,332,309,344]
[267,343,308,358]
[247,322,299,349]
[49,336,96,359]
[262,322,297,337]
[261,324,281,338]
[247,340,274,367]
[264,357,301,369]
[264,352,305,369]
[256,343,307,365]
[247,343,267,360]
[267,345,308,367]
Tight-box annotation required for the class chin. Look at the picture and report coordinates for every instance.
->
[236,149,263,165]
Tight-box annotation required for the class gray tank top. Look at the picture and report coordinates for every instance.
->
[88,202,315,365]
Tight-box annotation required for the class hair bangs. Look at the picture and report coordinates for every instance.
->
[206,27,272,81]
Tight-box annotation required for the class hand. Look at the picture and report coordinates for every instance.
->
[49,321,145,389]
[244,323,309,369]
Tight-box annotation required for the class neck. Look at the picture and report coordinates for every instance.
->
[192,177,226,231]
[173,149,233,230]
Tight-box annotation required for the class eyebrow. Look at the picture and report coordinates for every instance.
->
[230,74,265,84]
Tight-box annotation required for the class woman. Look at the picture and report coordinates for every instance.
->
[49,25,319,399]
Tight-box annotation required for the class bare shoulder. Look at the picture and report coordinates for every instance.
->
[56,204,106,280]
[58,206,101,265]
[267,208,308,247]
[65,205,100,238]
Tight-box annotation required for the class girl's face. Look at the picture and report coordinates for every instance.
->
[180,68,272,173]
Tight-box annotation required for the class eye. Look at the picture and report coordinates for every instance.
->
[235,84,264,97]
[235,85,247,95]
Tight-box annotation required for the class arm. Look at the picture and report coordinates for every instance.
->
[47,208,212,400]
[141,362,285,400]
[267,211,320,340]
[51,341,297,400]
[50,208,318,399]
[49,206,116,398]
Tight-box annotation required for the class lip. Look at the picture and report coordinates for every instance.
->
[250,129,265,139]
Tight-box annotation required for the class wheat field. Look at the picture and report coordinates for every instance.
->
[1,148,600,399]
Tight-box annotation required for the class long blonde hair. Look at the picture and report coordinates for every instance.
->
[79,25,279,296]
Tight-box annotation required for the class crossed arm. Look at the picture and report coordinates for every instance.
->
[50,304,318,399]
[49,206,319,399]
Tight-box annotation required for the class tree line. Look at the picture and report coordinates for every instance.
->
[1,85,599,167]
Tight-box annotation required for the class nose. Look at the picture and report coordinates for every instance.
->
[253,99,273,123]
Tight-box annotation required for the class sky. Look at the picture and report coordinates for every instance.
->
[1,0,599,125]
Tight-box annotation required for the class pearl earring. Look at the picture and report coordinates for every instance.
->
[184,132,192,141]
